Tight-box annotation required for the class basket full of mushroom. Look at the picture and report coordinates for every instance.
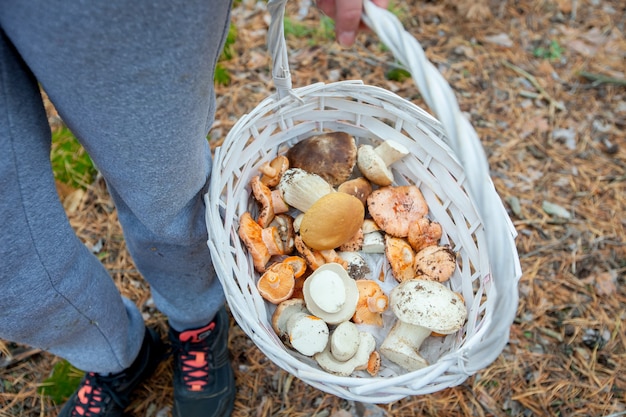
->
[205,0,522,403]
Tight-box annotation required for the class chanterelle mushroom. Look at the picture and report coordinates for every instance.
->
[380,279,467,371]
[278,168,334,213]
[356,140,409,186]
[303,263,359,325]
[286,132,357,187]
[299,192,365,251]
[367,185,429,237]
[272,298,329,356]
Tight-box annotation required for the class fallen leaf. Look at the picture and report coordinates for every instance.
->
[542,200,571,219]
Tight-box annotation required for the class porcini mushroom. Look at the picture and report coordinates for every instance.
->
[259,155,289,188]
[286,132,357,187]
[407,218,443,252]
[299,192,365,251]
[385,235,416,283]
[278,168,334,212]
[380,279,467,371]
[314,330,377,376]
[353,279,388,326]
[329,321,360,361]
[303,263,359,324]
[367,185,429,237]
[256,261,296,304]
[238,212,285,272]
[356,140,409,186]
[337,177,372,206]
[271,298,329,356]
[414,245,457,282]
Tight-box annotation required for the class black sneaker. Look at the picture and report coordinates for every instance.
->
[168,307,235,417]
[57,327,165,417]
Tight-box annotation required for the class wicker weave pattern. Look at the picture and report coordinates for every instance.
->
[205,0,521,403]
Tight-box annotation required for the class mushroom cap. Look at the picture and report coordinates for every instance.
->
[337,177,373,206]
[272,298,308,335]
[303,263,359,324]
[287,313,329,356]
[260,155,289,188]
[250,176,274,228]
[238,212,271,272]
[357,144,394,186]
[407,218,443,252]
[278,168,334,212]
[299,192,365,251]
[367,185,429,237]
[287,132,357,187]
[268,214,296,255]
[353,279,388,326]
[257,261,296,304]
[314,331,376,376]
[413,245,457,282]
[389,279,467,334]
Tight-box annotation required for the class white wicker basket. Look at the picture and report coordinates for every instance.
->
[205,0,522,403]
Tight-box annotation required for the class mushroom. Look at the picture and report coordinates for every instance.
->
[380,279,467,371]
[361,230,385,254]
[385,235,416,283]
[356,140,409,186]
[329,321,360,361]
[238,212,285,272]
[250,176,275,228]
[413,245,457,282]
[407,218,443,252]
[271,298,329,356]
[278,168,334,212]
[314,330,377,376]
[352,279,388,326]
[338,251,370,280]
[294,235,326,271]
[303,263,359,325]
[281,255,307,279]
[256,261,296,304]
[337,177,372,206]
[367,185,429,237]
[299,192,365,251]
[268,214,296,255]
[286,132,357,187]
[259,155,289,188]
[338,227,364,252]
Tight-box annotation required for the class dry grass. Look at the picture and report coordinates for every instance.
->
[2,0,625,416]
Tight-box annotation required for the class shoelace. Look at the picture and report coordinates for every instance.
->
[173,322,216,392]
[69,372,125,417]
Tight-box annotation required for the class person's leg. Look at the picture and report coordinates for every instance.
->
[0,29,146,375]
[0,0,232,332]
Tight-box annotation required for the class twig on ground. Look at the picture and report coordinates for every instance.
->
[502,60,566,114]
[577,71,626,87]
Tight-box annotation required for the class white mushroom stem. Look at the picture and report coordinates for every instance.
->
[380,321,431,371]
[373,140,409,166]
[361,231,385,253]
[315,331,377,376]
[286,313,330,356]
[330,321,360,361]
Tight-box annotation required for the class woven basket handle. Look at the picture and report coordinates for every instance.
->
[266,0,521,334]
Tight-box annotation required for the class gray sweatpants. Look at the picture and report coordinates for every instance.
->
[0,0,232,373]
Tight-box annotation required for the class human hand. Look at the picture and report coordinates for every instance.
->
[316,0,389,47]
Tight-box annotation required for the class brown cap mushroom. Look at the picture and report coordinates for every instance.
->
[407,218,443,252]
[337,177,372,206]
[238,212,285,272]
[287,132,357,187]
[356,140,409,186]
[414,245,457,282]
[352,279,388,326]
[385,235,416,283]
[257,261,296,304]
[278,168,334,212]
[259,155,289,188]
[367,185,429,237]
[299,192,365,251]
